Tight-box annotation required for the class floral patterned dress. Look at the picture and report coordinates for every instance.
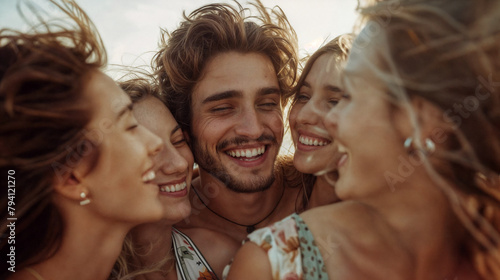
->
[172,227,219,280]
[241,213,328,280]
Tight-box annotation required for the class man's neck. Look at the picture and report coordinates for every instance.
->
[181,168,295,242]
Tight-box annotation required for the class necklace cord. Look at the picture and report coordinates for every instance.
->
[192,183,285,233]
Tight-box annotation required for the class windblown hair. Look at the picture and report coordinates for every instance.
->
[118,70,165,104]
[288,34,354,102]
[111,231,173,280]
[153,0,298,135]
[356,0,500,278]
[0,0,106,277]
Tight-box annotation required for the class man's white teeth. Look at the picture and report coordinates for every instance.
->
[227,147,265,158]
[160,181,187,193]
[299,135,328,146]
[142,170,156,182]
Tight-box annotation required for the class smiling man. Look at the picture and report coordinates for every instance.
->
[191,51,283,194]
[154,0,301,246]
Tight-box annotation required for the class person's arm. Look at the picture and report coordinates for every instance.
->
[225,241,273,280]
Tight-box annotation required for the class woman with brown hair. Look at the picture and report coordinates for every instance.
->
[0,1,165,279]
[226,0,500,279]
[288,34,353,212]
[110,74,237,280]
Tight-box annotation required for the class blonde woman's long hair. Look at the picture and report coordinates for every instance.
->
[353,0,500,278]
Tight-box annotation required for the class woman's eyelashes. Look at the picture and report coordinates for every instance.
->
[296,93,310,103]
[127,124,138,131]
[328,98,340,106]
[341,93,351,101]
[127,114,139,131]
[295,91,342,107]
[171,132,187,147]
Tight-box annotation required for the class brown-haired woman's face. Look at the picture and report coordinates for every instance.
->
[77,71,164,225]
[133,96,193,223]
[289,53,341,176]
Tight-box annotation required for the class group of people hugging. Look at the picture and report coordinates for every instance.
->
[1,0,499,279]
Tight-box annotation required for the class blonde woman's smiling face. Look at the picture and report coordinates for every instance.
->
[325,25,411,200]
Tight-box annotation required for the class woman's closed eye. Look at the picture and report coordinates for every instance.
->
[296,93,310,103]
[171,131,187,147]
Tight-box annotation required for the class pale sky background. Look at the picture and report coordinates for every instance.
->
[0,0,359,74]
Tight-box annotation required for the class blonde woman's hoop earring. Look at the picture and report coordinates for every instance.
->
[80,192,91,206]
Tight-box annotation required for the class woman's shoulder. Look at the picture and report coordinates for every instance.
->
[300,201,412,279]
[301,200,376,226]
[301,200,401,246]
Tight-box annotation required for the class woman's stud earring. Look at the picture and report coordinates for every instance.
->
[80,192,91,206]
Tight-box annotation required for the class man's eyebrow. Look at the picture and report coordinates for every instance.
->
[116,103,133,121]
[259,86,281,96]
[201,87,280,104]
[202,90,242,104]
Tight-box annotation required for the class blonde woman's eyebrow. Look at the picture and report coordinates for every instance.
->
[325,85,342,92]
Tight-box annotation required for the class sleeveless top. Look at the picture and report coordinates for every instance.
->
[224,213,328,280]
[172,227,218,280]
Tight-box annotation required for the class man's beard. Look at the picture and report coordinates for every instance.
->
[191,135,278,193]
